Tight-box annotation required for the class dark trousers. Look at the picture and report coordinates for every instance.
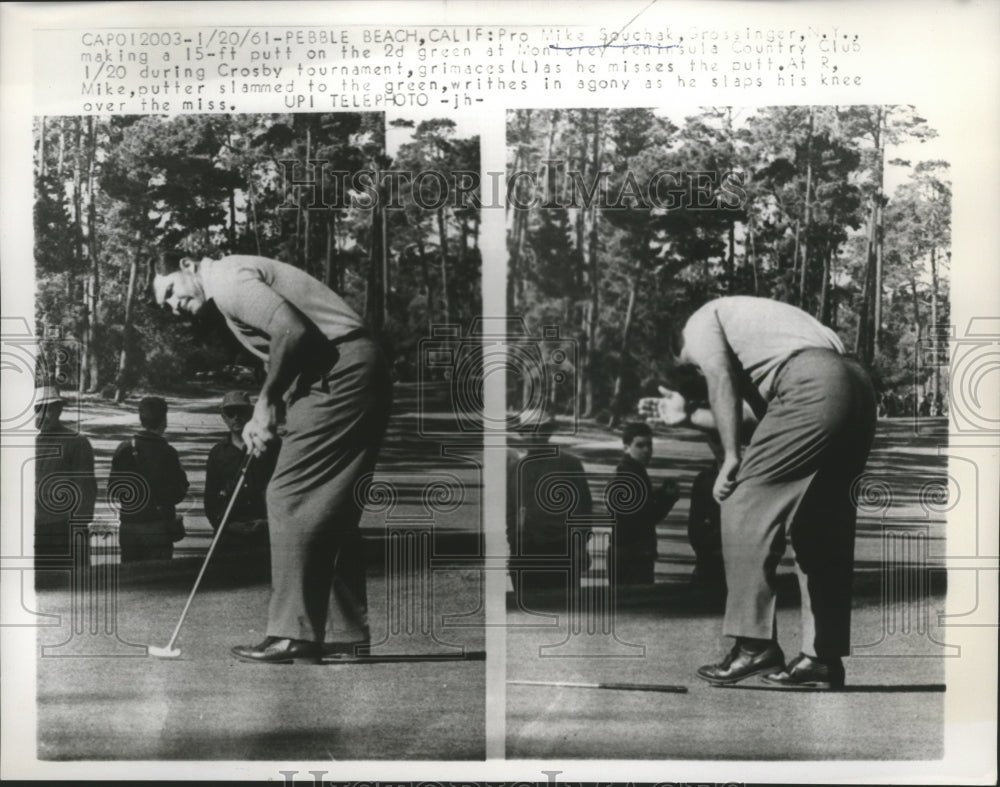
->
[265,337,392,644]
[119,521,173,563]
[34,519,91,570]
[608,543,656,586]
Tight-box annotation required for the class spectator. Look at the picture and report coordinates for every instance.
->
[204,391,279,555]
[935,392,947,416]
[687,431,725,590]
[607,422,679,587]
[109,396,189,563]
[507,411,592,596]
[34,385,97,570]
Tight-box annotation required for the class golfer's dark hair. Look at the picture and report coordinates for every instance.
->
[138,396,168,429]
[155,251,184,276]
[622,421,652,446]
[661,362,709,403]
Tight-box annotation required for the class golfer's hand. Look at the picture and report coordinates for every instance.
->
[243,399,277,457]
[639,386,688,426]
[713,455,741,503]
[637,396,660,420]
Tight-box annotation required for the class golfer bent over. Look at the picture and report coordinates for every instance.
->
[154,253,392,663]
[659,296,875,689]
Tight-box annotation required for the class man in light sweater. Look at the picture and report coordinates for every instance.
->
[154,253,392,663]
[647,296,876,689]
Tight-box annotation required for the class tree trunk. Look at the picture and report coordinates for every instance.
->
[747,211,759,294]
[610,261,641,425]
[366,198,385,336]
[583,110,602,418]
[302,126,311,270]
[855,198,878,364]
[819,242,833,324]
[37,117,46,178]
[228,188,237,250]
[872,107,886,362]
[411,237,430,332]
[791,217,800,282]
[930,245,939,402]
[87,117,101,393]
[727,219,735,291]
[58,118,67,174]
[324,213,335,289]
[506,147,521,312]
[544,110,559,206]
[72,118,86,395]
[798,107,814,309]
[873,198,885,360]
[508,110,532,313]
[381,196,390,326]
[247,173,262,254]
[436,207,450,323]
[114,252,139,403]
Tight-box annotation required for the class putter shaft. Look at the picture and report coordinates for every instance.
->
[508,679,688,694]
[151,451,254,655]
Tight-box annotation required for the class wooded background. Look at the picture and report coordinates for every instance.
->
[506,106,950,424]
[33,113,481,399]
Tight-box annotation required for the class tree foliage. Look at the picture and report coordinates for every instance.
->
[506,106,949,423]
[33,113,481,393]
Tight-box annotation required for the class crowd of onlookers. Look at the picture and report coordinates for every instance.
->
[33,385,276,571]
[877,390,948,418]
[506,413,726,600]
[36,380,947,589]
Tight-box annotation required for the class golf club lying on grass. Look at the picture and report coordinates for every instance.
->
[147,452,253,660]
[508,679,688,694]
[322,650,487,665]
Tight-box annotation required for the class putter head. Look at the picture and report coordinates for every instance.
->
[147,645,182,659]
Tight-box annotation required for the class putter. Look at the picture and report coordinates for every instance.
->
[508,679,688,694]
[147,451,254,659]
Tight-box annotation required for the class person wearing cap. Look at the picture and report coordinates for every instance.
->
[645,296,876,690]
[204,391,279,556]
[34,385,97,571]
[109,396,190,563]
[507,411,593,597]
[153,252,392,663]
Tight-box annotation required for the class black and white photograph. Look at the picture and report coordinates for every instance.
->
[27,110,485,760]
[2,0,998,783]
[504,105,952,759]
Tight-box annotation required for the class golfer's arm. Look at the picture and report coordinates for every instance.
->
[689,401,758,433]
[701,359,743,462]
[680,311,745,459]
[260,301,325,406]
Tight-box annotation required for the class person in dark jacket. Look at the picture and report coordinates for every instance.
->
[607,422,679,587]
[34,385,97,571]
[507,411,593,597]
[204,391,279,554]
[109,396,189,563]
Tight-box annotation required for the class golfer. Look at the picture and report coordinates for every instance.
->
[153,253,392,663]
[650,296,875,689]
